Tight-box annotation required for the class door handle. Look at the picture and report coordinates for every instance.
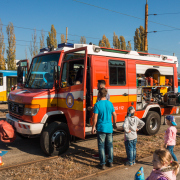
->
[123,93,128,96]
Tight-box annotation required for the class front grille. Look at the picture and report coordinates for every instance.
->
[8,101,24,116]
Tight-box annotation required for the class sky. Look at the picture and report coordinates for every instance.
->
[0,0,180,71]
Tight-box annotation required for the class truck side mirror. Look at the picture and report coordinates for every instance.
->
[17,66,24,84]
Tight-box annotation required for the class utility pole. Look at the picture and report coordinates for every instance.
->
[144,0,148,52]
[66,27,68,43]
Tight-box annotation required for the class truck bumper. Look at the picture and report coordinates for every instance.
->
[6,114,44,135]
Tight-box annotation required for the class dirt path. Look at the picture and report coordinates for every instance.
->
[0,104,180,180]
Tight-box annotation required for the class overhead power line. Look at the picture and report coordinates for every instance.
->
[149,12,180,16]
[72,0,180,31]
[1,24,100,40]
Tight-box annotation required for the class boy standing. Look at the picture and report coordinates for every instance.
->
[91,88,116,170]
[123,106,145,166]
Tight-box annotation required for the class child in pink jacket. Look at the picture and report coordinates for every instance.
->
[146,149,179,180]
[164,115,178,161]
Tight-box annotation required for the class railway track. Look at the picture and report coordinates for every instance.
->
[0,145,98,171]
[0,132,124,172]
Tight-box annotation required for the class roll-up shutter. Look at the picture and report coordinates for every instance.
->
[136,64,173,75]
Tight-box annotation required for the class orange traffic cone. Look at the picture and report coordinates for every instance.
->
[0,156,4,166]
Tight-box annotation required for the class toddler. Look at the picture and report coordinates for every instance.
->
[146,149,179,180]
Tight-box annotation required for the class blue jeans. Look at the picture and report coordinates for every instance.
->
[125,138,137,163]
[97,132,113,165]
[167,146,178,161]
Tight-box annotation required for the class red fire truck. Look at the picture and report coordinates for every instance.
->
[6,43,179,155]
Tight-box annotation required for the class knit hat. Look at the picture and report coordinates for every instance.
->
[166,115,177,126]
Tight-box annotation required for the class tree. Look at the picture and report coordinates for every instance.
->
[6,22,16,70]
[61,34,66,43]
[113,32,120,49]
[99,35,110,48]
[0,19,6,70]
[40,29,45,49]
[120,36,126,50]
[47,25,57,48]
[80,36,86,44]
[29,29,38,58]
[126,41,132,51]
[134,25,145,51]
[25,47,27,59]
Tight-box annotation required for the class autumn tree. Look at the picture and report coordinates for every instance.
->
[6,22,16,70]
[80,36,86,44]
[25,47,27,59]
[126,41,132,51]
[47,25,57,48]
[134,25,145,51]
[29,29,38,58]
[99,35,110,48]
[113,32,120,49]
[119,36,126,50]
[40,29,45,49]
[0,19,6,70]
[61,34,66,43]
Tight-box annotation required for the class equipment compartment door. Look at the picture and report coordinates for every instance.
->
[59,47,87,139]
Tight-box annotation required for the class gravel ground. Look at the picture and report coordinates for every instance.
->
[0,104,180,180]
[0,129,180,180]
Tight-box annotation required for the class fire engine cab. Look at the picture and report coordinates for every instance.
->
[6,43,180,156]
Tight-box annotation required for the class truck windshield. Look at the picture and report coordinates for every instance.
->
[25,53,60,89]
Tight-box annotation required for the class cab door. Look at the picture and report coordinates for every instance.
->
[59,47,87,139]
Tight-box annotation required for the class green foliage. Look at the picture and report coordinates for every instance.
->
[134,25,146,51]
[0,19,6,70]
[6,22,16,70]
[47,25,57,48]
[99,35,110,48]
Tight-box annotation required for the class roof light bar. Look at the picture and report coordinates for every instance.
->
[40,48,49,52]
[58,43,74,48]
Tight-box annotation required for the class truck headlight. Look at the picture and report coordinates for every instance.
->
[24,104,40,116]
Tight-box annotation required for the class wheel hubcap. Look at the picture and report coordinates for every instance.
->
[51,130,66,150]
[150,117,157,131]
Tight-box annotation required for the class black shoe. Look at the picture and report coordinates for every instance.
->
[100,164,105,170]
[107,162,113,167]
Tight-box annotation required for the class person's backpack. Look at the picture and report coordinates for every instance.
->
[0,120,16,143]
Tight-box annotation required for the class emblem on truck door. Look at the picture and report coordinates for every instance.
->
[66,93,74,108]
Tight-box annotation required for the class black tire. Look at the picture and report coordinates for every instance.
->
[142,111,161,135]
[40,121,70,156]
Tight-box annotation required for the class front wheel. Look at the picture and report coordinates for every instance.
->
[40,121,70,156]
[142,111,161,135]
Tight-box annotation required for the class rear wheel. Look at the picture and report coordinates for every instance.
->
[40,121,70,156]
[142,111,161,135]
